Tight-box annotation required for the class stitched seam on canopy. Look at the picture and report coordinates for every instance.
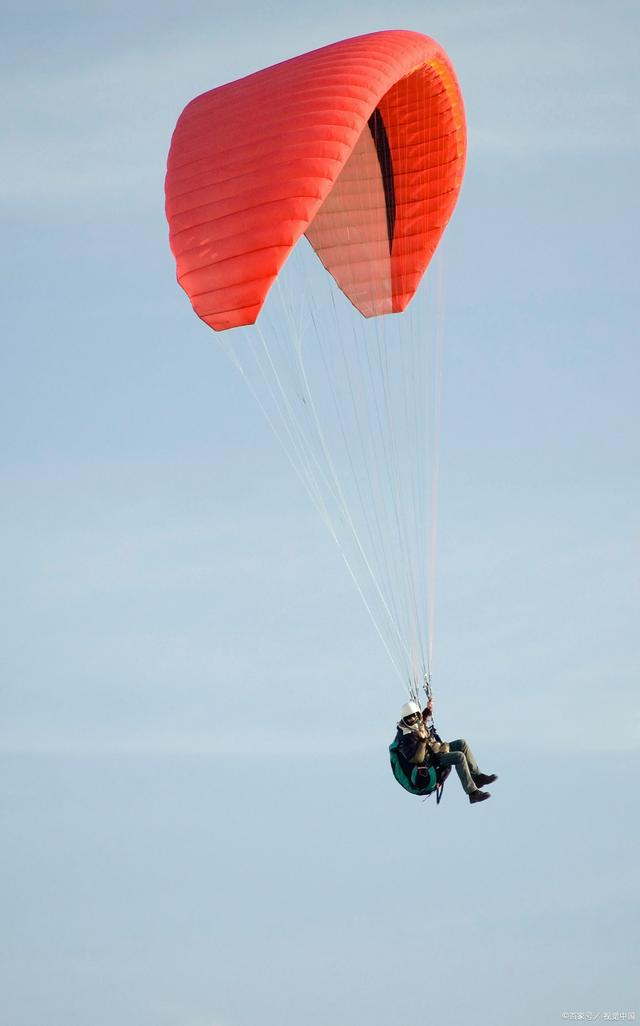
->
[170,194,330,244]
[168,125,365,176]
[169,174,337,225]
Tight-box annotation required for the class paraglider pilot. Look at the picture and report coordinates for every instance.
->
[395,699,497,804]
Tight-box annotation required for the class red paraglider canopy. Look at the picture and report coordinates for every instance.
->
[165,30,466,331]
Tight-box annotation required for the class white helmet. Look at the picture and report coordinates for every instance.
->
[399,700,420,722]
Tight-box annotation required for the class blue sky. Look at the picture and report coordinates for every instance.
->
[1,2,638,1024]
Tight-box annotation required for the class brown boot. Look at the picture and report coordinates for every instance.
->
[473,773,498,787]
[469,789,491,804]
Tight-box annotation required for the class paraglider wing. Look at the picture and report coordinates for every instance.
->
[165,30,466,330]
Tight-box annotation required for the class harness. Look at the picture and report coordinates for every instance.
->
[388,672,450,803]
[389,733,450,802]
[389,735,438,796]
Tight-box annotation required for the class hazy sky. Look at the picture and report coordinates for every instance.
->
[2,2,638,1024]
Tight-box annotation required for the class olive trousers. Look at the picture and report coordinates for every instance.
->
[434,739,480,794]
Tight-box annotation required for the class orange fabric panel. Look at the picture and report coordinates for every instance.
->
[305,125,394,316]
[377,58,466,312]
[165,30,466,331]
